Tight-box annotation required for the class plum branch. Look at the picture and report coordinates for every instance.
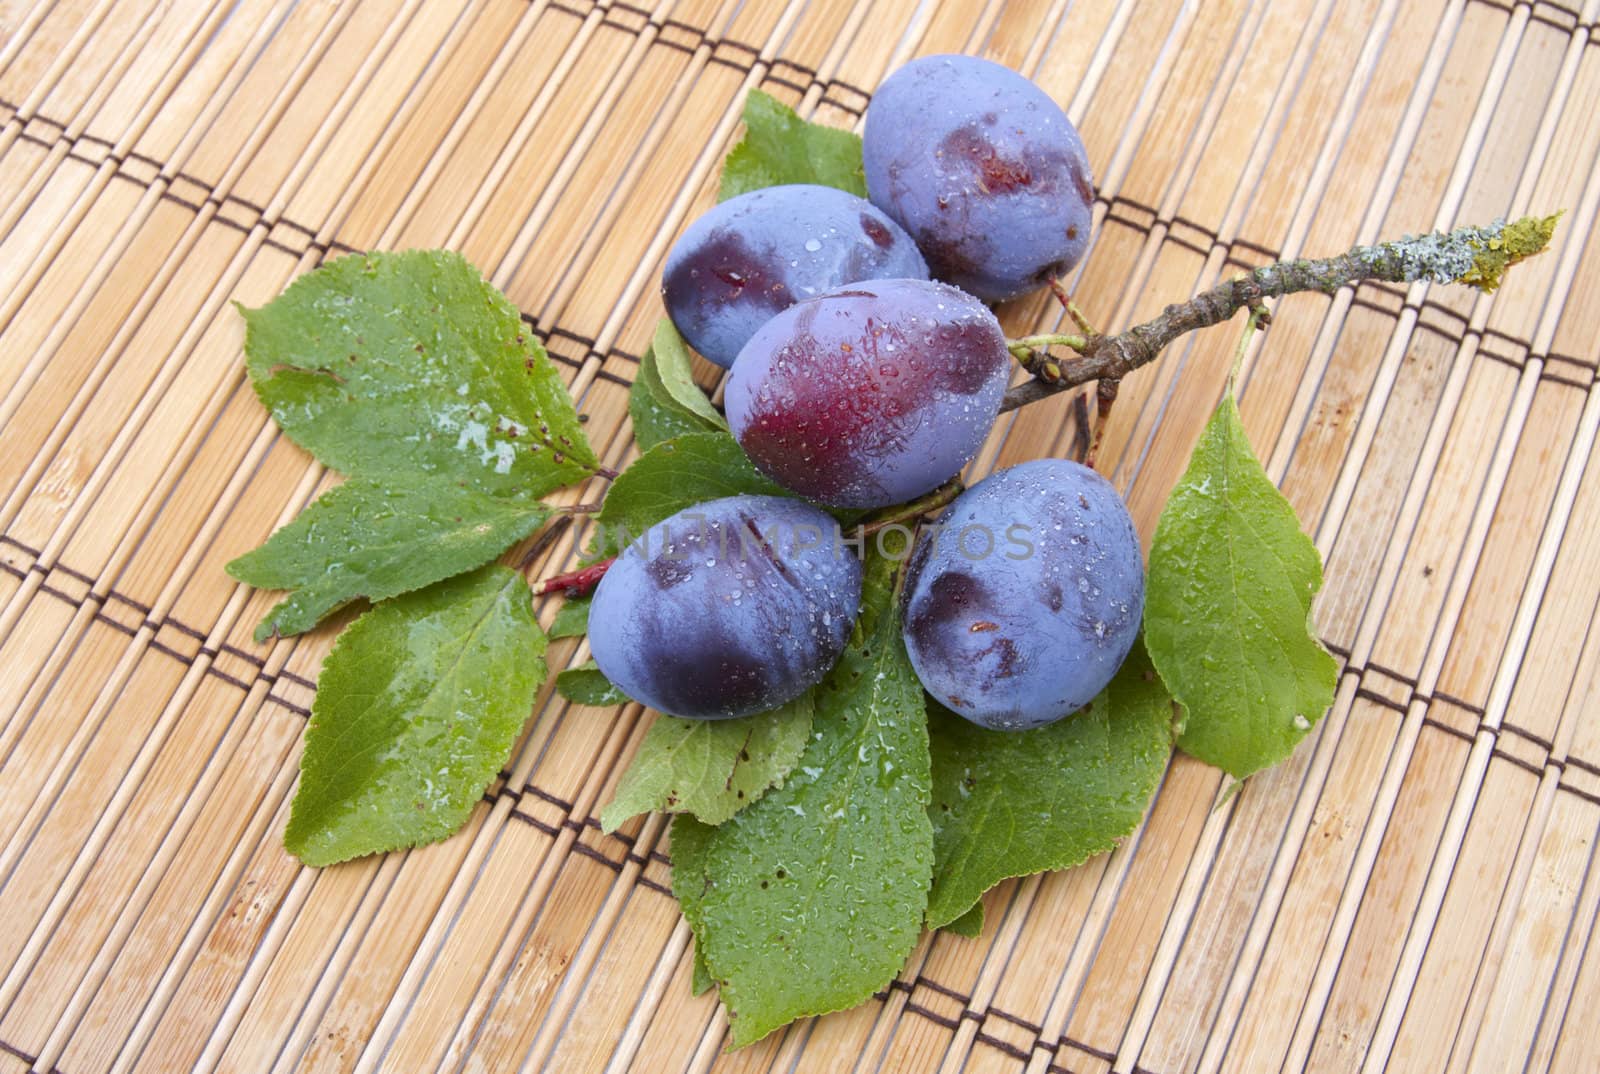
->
[1000,213,1561,413]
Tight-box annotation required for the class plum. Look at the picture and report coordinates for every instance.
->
[661,184,928,368]
[900,459,1143,729]
[863,54,1094,302]
[588,495,862,719]
[725,278,1009,509]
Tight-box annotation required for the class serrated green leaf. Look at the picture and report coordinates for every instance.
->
[651,319,726,428]
[285,566,544,866]
[669,555,932,1048]
[227,476,551,641]
[593,432,789,557]
[241,250,598,499]
[942,902,984,938]
[691,939,715,996]
[600,691,814,832]
[719,90,867,202]
[548,596,590,639]
[925,640,1174,929]
[1144,396,1338,780]
[555,661,630,707]
[630,343,719,453]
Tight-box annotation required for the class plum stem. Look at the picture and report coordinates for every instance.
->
[1048,279,1099,336]
[1006,333,1090,383]
[999,213,1562,413]
[860,478,964,536]
[1083,377,1119,471]
[1228,302,1273,390]
[532,558,614,597]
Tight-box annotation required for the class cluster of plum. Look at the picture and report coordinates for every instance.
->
[589,55,1144,731]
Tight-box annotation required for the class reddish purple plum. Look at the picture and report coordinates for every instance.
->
[725,279,1009,509]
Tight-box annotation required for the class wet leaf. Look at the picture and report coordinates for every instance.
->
[555,661,630,707]
[227,476,550,641]
[671,556,931,1047]
[601,692,814,831]
[1144,396,1338,779]
[925,640,1173,928]
[719,90,867,201]
[285,566,545,866]
[241,250,598,499]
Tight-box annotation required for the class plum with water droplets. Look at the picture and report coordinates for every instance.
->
[863,54,1094,302]
[725,278,1009,508]
[661,184,928,369]
[588,495,862,719]
[900,459,1143,729]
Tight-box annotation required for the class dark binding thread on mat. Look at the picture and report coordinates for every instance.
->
[0,1037,38,1066]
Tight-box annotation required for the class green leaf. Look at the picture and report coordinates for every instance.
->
[650,319,726,428]
[241,250,598,499]
[227,476,551,641]
[555,661,630,707]
[600,691,814,832]
[1144,395,1339,779]
[593,431,789,556]
[670,556,932,1048]
[942,902,984,938]
[630,344,718,453]
[719,90,867,201]
[925,640,1174,929]
[547,596,590,639]
[285,566,545,866]
[691,939,715,997]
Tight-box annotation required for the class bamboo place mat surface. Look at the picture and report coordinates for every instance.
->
[0,0,1597,1072]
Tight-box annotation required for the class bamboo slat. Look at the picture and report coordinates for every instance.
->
[0,2,1597,1072]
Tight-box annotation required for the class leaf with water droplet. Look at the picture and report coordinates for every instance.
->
[601,691,813,832]
[719,90,867,202]
[670,554,931,1047]
[1144,395,1339,780]
[650,319,726,428]
[548,595,590,639]
[941,901,984,938]
[285,565,545,866]
[595,431,867,559]
[555,660,631,707]
[240,250,598,498]
[592,432,789,557]
[227,476,552,641]
[630,324,725,453]
[925,639,1174,929]
[691,937,715,996]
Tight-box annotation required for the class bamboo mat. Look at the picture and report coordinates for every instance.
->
[0,0,1597,1070]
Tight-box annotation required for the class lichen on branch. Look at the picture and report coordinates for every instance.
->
[1001,213,1561,413]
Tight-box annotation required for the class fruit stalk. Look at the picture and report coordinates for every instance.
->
[860,478,964,535]
[531,558,613,597]
[999,214,1560,413]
